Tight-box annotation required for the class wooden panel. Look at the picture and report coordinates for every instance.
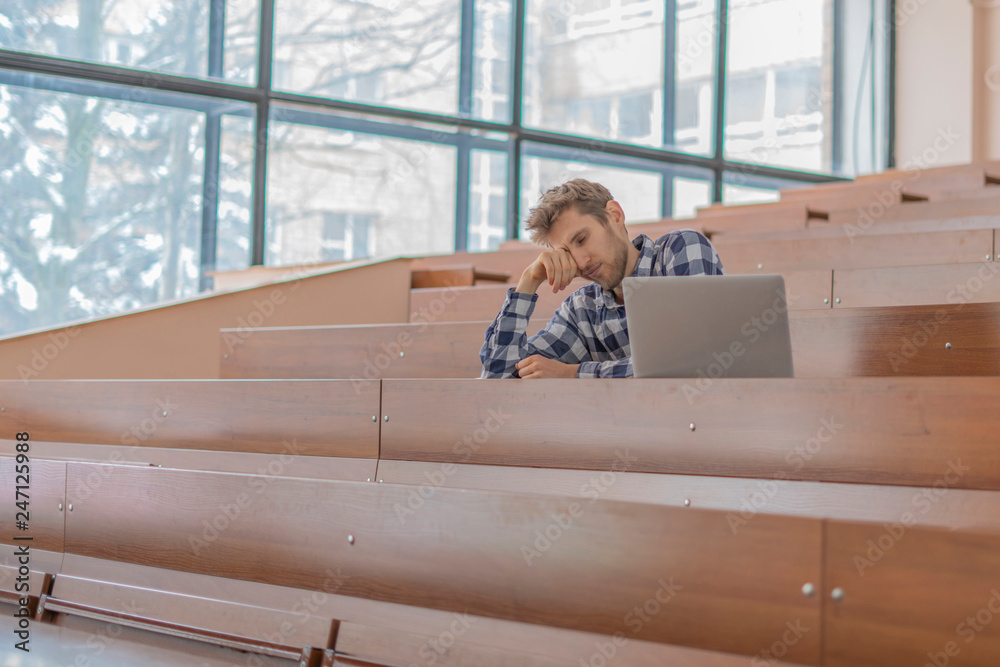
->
[696,201,816,231]
[833,262,1000,308]
[854,162,1000,189]
[380,377,1000,489]
[62,462,823,661]
[375,461,1000,532]
[792,302,1000,377]
[411,265,476,289]
[0,380,380,458]
[714,229,994,273]
[0,440,375,483]
[0,457,65,553]
[220,322,486,380]
[724,215,1000,240]
[782,270,833,309]
[409,281,589,324]
[335,620,807,667]
[412,251,534,283]
[0,258,412,380]
[779,180,929,205]
[824,522,1000,666]
[825,193,1000,226]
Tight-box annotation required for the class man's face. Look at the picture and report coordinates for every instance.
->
[548,203,631,292]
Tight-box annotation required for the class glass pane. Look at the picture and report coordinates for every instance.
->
[468,150,508,251]
[673,0,716,155]
[266,118,457,266]
[672,176,712,219]
[0,0,256,83]
[273,0,461,115]
[472,0,513,121]
[519,152,662,240]
[724,0,832,171]
[523,0,665,147]
[722,183,781,205]
[215,114,254,273]
[0,77,251,338]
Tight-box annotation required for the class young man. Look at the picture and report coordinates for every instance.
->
[480,179,725,379]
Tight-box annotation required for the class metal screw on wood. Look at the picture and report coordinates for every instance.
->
[801,582,815,597]
[689,423,696,431]
[757,263,763,270]
[68,504,73,512]
[223,354,229,359]
[372,415,377,422]
[945,342,952,350]
[384,415,389,422]
[162,410,168,417]
[683,498,691,507]
[399,351,404,357]
[347,534,355,545]
[823,298,829,304]
[366,478,371,482]
[58,503,63,511]
[831,587,845,601]
[835,298,841,304]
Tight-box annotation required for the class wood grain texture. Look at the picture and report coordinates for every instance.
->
[833,262,1000,308]
[824,522,1000,666]
[220,322,487,380]
[695,202,816,232]
[0,440,376,484]
[826,192,1000,226]
[0,380,380,457]
[411,265,476,289]
[380,377,1000,489]
[374,462,1000,532]
[0,610,291,666]
[723,214,1000,240]
[62,462,823,662]
[778,180,928,205]
[46,575,338,656]
[335,620,807,667]
[0,457,65,552]
[714,229,995,273]
[408,280,589,324]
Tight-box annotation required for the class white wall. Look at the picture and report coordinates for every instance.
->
[894,0,973,168]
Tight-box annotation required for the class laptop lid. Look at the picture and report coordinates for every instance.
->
[623,275,794,379]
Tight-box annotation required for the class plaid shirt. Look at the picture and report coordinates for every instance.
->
[479,230,725,378]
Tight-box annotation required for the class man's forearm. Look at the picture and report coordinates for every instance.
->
[515,269,543,296]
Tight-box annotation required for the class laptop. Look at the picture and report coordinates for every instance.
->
[622,275,795,379]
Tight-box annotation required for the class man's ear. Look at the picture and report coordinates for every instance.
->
[605,200,625,229]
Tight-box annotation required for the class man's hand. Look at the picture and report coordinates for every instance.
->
[515,355,579,379]
[516,248,581,295]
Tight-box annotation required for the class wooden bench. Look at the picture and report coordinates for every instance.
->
[696,201,826,232]
[0,379,381,481]
[47,461,824,662]
[825,192,1000,227]
[832,261,1000,308]
[713,228,994,273]
[409,278,591,324]
[379,377,1000,489]
[219,302,1000,380]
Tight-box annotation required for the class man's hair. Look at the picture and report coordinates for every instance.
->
[524,179,614,246]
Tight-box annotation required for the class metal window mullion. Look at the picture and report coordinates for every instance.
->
[831,0,844,174]
[199,0,226,291]
[508,0,526,240]
[662,0,677,219]
[712,0,730,202]
[456,133,471,251]
[251,0,275,267]
[885,0,896,169]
